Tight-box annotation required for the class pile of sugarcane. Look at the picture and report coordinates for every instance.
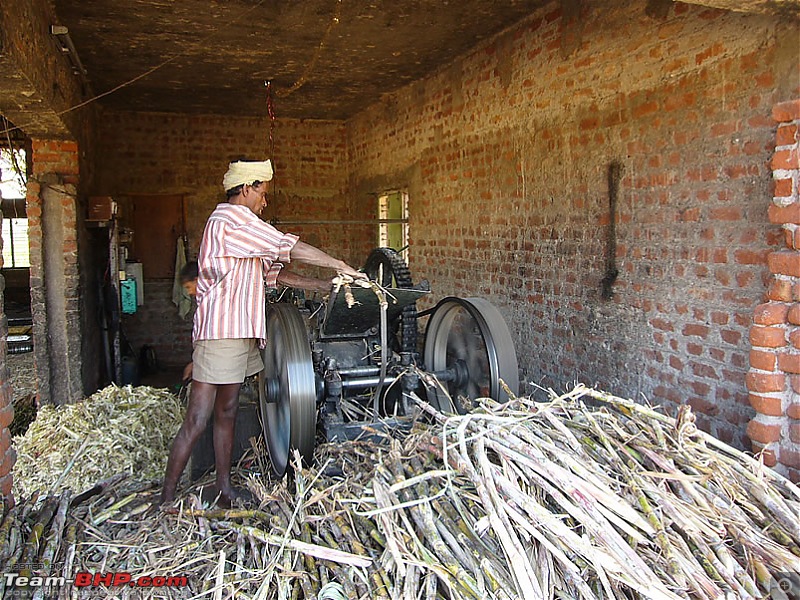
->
[12,384,184,498]
[1,384,798,599]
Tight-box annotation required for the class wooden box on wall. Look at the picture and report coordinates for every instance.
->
[87,196,116,221]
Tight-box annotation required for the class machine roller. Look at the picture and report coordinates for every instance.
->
[258,248,519,477]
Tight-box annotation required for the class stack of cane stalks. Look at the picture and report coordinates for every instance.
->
[1,384,798,599]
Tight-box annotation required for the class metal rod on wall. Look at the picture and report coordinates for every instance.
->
[270,219,409,225]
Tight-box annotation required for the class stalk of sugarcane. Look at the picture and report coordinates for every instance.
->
[69,473,127,508]
[423,570,437,600]
[224,522,372,567]
[0,503,20,569]
[168,506,275,521]
[579,386,800,501]
[370,473,410,580]
[92,491,138,525]
[300,517,319,597]
[369,570,391,600]
[0,504,20,600]
[31,490,71,600]
[19,495,59,578]
[449,430,539,600]
[614,446,687,590]
[384,448,484,599]
[331,564,358,599]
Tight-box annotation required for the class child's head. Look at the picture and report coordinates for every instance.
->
[180,261,198,297]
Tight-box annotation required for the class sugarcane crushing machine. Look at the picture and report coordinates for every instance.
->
[257,248,519,477]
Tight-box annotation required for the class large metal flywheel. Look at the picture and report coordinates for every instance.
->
[423,297,519,414]
[258,303,317,477]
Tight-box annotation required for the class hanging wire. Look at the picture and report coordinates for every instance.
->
[265,80,280,221]
[264,0,342,223]
[275,0,343,98]
[0,0,270,138]
[2,121,26,219]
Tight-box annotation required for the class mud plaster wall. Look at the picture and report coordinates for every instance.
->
[93,111,372,364]
[347,0,800,449]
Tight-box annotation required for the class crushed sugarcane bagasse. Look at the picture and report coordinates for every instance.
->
[12,384,184,497]
[1,384,798,599]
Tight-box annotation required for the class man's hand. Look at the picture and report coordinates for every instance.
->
[337,263,367,281]
[182,361,193,382]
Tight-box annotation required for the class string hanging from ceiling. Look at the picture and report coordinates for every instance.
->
[275,0,343,98]
[262,0,343,223]
[265,80,281,222]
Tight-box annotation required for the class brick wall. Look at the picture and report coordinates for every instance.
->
[121,281,194,369]
[747,99,800,480]
[94,111,361,261]
[348,0,799,449]
[93,111,370,361]
[0,212,16,499]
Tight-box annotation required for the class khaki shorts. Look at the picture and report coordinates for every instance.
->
[192,339,264,384]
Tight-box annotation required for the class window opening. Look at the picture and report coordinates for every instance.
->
[378,190,409,261]
[1,148,29,268]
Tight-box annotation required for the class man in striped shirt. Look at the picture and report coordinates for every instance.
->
[161,159,364,507]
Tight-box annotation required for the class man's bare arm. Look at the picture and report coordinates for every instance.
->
[276,270,332,293]
[289,241,365,279]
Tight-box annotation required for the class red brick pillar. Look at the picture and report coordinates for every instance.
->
[748,99,800,482]
[28,139,82,406]
[0,215,17,502]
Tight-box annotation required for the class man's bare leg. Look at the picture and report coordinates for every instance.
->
[212,383,242,507]
[161,381,218,504]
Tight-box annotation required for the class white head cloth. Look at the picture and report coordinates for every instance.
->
[222,160,273,192]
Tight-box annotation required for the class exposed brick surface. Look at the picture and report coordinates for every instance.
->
[768,250,800,277]
[747,419,782,444]
[768,278,793,301]
[749,349,777,371]
[0,375,12,497]
[768,203,800,225]
[0,401,13,431]
[347,0,795,454]
[746,371,785,393]
[788,403,800,419]
[748,393,783,417]
[746,60,800,474]
[771,148,800,171]
[776,124,798,148]
[753,302,789,325]
[780,448,800,469]
[778,352,800,374]
[750,326,787,348]
[773,100,800,123]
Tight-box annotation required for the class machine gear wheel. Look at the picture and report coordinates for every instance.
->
[363,247,418,354]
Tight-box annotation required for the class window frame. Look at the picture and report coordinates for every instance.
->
[377,189,409,261]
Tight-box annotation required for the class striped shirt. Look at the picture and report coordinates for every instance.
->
[193,203,299,346]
